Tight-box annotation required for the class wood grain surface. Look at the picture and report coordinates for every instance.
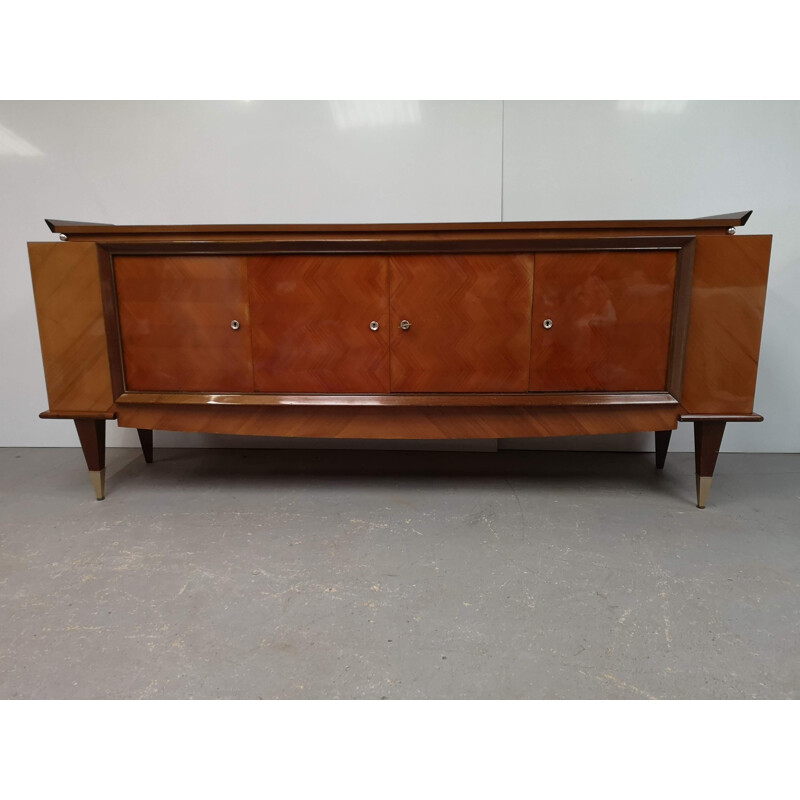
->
[249,255,390,392]
[118,403,679,440]
[681,235,772,414]
[389,254,534,392]
[114,255,254,392]
[29,242,115,414]
[529,251,677,391]
[116,391,677,408]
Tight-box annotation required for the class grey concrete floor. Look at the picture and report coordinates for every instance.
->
[1,446,798,699]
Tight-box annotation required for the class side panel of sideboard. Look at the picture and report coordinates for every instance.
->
[29,242,115,415]
[681,235,772,415]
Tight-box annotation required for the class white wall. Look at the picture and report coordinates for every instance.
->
[1,101,797,452]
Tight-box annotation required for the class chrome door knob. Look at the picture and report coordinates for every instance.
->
[542,318,553,329]
[399,320,412,331]
[231,320,240,330]
[369,321,380,331]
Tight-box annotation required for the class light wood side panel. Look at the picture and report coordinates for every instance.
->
[389,254,534,392]
[681,235,772,414]
[117,404,679,440]
[249,255,390,392]
[530,251,677,391]
[29,242,114,414]
[115,256,254,392]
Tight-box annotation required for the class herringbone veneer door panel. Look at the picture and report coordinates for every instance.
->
[249,255,390,393]
[116,256,254,392]
[529,251,676,392]
[389,254,534,392]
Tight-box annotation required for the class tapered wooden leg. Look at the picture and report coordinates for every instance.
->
[693,421,726,508]
[74,418,106,500]
[137,428,154,463]
[654,430,672,469]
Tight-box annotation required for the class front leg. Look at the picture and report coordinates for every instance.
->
[693,420,726,509]
[74,418,106,500]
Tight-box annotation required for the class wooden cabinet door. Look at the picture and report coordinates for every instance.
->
[389,254,534,392]
[249,255,390,393]
[529,251,677,392]
[115,256,254,392]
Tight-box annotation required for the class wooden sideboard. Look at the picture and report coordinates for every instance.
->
[28,213,772,507]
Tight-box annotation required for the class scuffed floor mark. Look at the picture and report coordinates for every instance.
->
[584,670,659,700]
[504,477,527,529]
[137,678,160,699]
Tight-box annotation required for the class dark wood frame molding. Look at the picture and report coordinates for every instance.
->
[46,211,752,239]
[100,236,696,409]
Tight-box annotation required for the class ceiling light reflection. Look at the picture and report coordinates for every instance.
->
[0,123,43,156]
[330,100,421,129]
[616,101,688,114]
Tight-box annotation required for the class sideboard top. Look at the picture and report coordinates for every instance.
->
[43,211,753,242]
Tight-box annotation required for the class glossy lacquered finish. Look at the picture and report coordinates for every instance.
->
[529,251,677,391]
[389,254,534,392]
[249,255,390,393]
[117,404,679,441]
[29,243,115,414]
[681,235,772,415]
[116,391,678,408]
[28,214,771,507]
[47,211,753,241]
[115,256,254,392]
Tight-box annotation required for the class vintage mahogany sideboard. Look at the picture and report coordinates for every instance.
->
[28,213,771,507]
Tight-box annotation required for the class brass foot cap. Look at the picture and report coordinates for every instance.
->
[696,475,712,509]
[89,469,106,501]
